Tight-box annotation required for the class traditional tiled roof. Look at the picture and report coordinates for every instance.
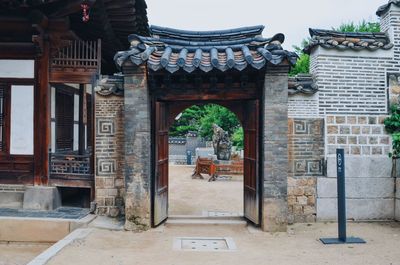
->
[288,74,318,95]
[377,0,400,16]
[304,29,393,54]
[114,25,298,73]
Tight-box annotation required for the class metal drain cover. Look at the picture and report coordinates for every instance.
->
[173,237,237,252]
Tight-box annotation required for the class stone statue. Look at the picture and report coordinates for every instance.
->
[212,124,232,160]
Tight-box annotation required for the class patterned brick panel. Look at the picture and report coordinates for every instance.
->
[288,118,324,223]
[95,94,125,217]
[325,115,390,156]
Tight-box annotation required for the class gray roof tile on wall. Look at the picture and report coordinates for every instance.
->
[304,28,393,54]
[288,74,318,95]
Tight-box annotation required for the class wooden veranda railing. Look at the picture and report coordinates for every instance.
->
[50,39,101,72]
[50,153,93,181]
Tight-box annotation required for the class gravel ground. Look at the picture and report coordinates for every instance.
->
[0,242,51,265]
[47,222,400,265]
[169,165,243,216]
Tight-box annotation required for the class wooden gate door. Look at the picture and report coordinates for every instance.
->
[153,101,169,226]
[243,100,260,225]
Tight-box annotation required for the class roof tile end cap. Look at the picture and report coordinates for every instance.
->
[377,0,400,16]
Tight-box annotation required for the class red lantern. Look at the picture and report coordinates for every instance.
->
[81,2,90,22]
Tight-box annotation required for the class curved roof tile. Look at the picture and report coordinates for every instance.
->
[114,25,298,73]
[288,74,318,95]
[377,0,400,16]
[304,28,393,54]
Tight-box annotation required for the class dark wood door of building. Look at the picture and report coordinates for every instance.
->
[153,101,169,226]
[243,100,260,225]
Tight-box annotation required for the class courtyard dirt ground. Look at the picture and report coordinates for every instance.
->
[0,242,51,265]
[169,165,243,216]
[46,222,400,265]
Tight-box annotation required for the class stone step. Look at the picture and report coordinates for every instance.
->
[166,216,248,226]
[0,214,96,242]
[169,215,244,221]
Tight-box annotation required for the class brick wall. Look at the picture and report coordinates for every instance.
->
[311,53,390,116]
[288,94,319,118]
[288,118,324,223]
[95,94,125,217]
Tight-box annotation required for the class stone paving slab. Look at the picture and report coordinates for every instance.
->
[0,207,89,220]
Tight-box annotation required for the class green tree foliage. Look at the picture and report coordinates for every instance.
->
[384,105,400,158]
[289,39,310,76]
[169,105,206,137]
[289,53,310,76]
[231,127,244,150]
[169,104,243,146]
[332,20,380,33]
[198,104,240,140]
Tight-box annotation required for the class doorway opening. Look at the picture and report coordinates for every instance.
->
[168,104,244,217]
[152,99,260,227]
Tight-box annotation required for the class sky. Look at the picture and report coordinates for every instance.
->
[145,0,388,50]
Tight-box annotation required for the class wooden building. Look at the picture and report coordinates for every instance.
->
[0,0,148,208]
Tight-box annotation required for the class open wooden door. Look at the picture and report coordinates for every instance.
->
[243,100,260,225]
[153,101,169,226]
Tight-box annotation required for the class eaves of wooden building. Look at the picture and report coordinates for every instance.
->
[0,0,148,207]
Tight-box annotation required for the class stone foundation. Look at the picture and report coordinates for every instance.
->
[0,185,25,209]
[23,186,61,211]
[317,156,394,220]
[396,178,400,221]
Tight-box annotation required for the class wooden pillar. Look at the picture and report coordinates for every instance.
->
[34,40,50,185]
[78,84,86,155]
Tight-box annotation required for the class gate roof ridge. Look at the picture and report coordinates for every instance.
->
[114,25,298,74]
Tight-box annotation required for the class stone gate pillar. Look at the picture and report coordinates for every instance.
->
[262,65,289,232]
[122,63,152,231]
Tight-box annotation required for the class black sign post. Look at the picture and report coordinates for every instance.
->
[320,149,366,244]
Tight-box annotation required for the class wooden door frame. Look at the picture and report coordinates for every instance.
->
[150,98,263,226]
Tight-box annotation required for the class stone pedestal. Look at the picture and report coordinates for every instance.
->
[23,186,61,211]
[396,178,400,221]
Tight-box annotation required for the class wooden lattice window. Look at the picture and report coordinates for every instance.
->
[56,90,74,151]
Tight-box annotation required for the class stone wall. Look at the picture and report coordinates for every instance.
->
[309,46,395,221]
[263,67,289,232]
[325,115,390,156]
[287,118,324,223]
[122,64,152,231]
[95,94,125,217]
